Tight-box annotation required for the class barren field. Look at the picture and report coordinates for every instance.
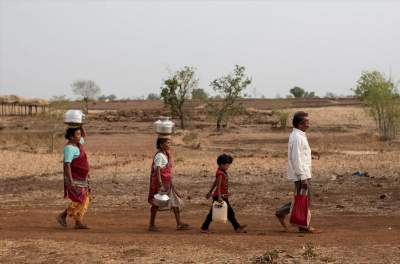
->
[1,102,400,263]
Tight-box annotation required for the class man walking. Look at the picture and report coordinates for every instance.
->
[275,111,320,233]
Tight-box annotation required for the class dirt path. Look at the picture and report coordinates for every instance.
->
[1,208,399,263]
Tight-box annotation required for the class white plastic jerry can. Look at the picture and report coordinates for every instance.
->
[212,201,228,223]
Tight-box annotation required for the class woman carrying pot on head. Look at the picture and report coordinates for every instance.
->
[148,136,189,231]
[57,126,90,229]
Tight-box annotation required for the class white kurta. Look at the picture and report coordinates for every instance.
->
[287,128,312,181]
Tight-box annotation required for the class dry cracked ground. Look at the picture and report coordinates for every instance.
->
[1,106,400,263]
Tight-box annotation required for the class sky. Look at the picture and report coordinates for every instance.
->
[0,0,399,99]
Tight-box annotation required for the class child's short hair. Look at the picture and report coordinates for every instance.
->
[217,153,233,165]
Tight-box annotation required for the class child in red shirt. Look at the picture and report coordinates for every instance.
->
[201,154,247,233]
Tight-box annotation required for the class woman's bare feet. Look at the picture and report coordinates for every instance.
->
[74,221,89,229]
[299,226,319,233]
[177,223,190,230]
[276,215,288,232]
[56,212,67,227]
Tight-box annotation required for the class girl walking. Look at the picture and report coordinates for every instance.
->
[148,136,189,231]
[57,126,90,229]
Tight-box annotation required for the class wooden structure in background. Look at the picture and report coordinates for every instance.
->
[0,95,49,116]
[0,102,48,116]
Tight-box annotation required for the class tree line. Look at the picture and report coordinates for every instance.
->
[50,68,399,139]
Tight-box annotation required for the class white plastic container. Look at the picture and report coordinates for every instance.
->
[64,110,85,125]
[212,201,228,223]
[153,193,170,207]
[154,116,175,134]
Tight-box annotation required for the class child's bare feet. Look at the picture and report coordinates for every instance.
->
[235,224,247,233]
[200,228,209,233]
[148,225,159,232]
[276,215,288,232]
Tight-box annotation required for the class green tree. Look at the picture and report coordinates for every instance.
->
[272,109,289,129]
[207,65,252,130]
[304,91,317,98]
[99,94,117,101]
[147,93,160,100]
[353,70,400,140]
[160,66,198,129]
[49,95,71,109]
[191,88,208,101]
[71,80,101,114]
[290,86,305,98]
[324,92,337,99]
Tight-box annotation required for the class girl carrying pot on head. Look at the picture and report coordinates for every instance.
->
[57,126,90,229]
[148,136,189,231]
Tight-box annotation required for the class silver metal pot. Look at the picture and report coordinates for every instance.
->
[154,116,175,134]
[64,109,85,125]
[153,193,170,207]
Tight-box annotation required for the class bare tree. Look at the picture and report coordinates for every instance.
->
[160,66,198,129]
[71,80,101,113]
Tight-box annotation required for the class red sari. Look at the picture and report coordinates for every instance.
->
[64,143,90,203]
[148,151,173,205]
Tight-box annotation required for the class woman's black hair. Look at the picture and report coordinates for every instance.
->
[217,153,233,165]
[292,111,309,128]
[65,127,81,140]
[156,138,169,150]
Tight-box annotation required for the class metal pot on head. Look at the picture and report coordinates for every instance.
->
[154,116,175,134]
[64,109,85,127]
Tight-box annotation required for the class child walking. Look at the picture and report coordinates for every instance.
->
[201,154,247,233]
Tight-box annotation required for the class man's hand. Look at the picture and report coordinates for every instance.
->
[312,150,320,160]
[301,180,308,189]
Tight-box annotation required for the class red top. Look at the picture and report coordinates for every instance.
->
[70,143,89,181]
[148,151,173,205]
[213,168,228,197]
[64,143,90,203]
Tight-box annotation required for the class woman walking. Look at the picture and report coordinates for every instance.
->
[57,126,90,229]
[148,136,189,231]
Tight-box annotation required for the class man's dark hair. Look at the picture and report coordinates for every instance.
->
[292,111,309,128]
[217,153,233,165]
[65,127,81,140]
[156,138,169,150]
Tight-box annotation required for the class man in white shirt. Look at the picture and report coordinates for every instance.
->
[275,111,320,233]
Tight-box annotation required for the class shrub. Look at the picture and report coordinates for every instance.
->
[353,71,400,140]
